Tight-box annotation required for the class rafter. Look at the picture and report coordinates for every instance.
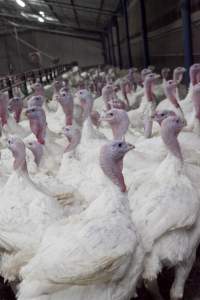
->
[1,19,101,42]
[28,0,118,17]
[42,0,63,23]
[0,12,104,35]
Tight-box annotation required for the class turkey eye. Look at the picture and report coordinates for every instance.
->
[110,113,113,116]
[31,109,35,112]
[118,143,122,147]
[176,120,179,123]
[161,114,165,117]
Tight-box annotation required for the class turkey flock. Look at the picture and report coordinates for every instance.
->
[0,63,199,300]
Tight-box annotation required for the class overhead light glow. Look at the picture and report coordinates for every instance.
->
[39,11,45,17]
[38,16,45,23]
[16,0,26,7]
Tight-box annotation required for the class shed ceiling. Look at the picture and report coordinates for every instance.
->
[0,0,122,38]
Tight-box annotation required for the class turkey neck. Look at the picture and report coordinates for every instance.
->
[144,81,156,138]
[13,152,28,174]
[167,87,185,121]
[144,80,155,102]
[161,126,183,162]
[100,154,126,193]
[30,147,43,167]
[192,90,200,135]
[110,115,129,140]
[65,132,81,153]
[81,96,93,121]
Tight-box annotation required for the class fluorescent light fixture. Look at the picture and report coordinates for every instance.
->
[38,16,45,23]
[39,11,45,17]
[21,12,27,18]
[16,0,26,7]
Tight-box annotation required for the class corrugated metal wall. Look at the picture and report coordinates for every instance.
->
[114,0,200,70]
[0,30,104,75]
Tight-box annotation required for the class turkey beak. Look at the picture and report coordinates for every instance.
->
[126,143,135,152]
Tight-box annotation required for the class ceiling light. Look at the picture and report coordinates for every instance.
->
[38,16,45,23]
[39,11,45,17]
[16,0,26,8]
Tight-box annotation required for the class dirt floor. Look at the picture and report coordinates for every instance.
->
[1,255,200,300]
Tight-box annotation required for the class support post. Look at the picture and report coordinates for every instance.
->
[6,77,13,99]
[110,26,117,66]
[21,74,28,96]
[106,34,112,65]
[181,0,193,85]
[114,16,122,69]
[122,0,133,67]
[101,34,107,64]
[139,0,150,67]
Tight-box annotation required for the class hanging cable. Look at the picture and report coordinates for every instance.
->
[7,20,57,62]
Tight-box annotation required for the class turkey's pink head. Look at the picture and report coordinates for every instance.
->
[173,67,186,84]
[0,93,8,127]
[53,81,62,93]
[77,89,94,121]
[25,106,47,144]
[164,80,180,108]
[90,110,101,128]
[106,74,113,84]
[161,116,185,160]
[64,126,81,152]
[27,140,43,167]
[144,73,160,101]
[102,84,115,109]
[31,82,44,96]
[192,83,200,120]
[141,68,152,81]
[101,108,129,140]
[9,96,23,123]
[28,95,44,108]
[153,110,176,126]
[120,78,131,96]
[100,140,134,192]
[161,68,170,80]
[58,89,73,125]
[8,136,27,172]
[190,64,200,85]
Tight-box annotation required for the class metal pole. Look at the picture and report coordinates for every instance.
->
[139,0,150,67]
[110,26,117,66]
[106,34,112,65]
[122,0,132,67]
[6,77,13,99]
[180,0,193,85]
[101,34,107,64]
[114,16,122,69]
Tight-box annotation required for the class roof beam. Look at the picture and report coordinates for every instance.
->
[0,12,103,35]
[42,0,63,23]
[1,20,101,42]
[30,0,118,17]
[70,0,80,28]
